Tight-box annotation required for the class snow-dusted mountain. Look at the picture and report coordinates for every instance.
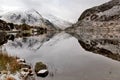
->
[0,10,59,30]
[0,9,72,30]
[66,0,120,31]
[0,10,44,26]
[42,14,72,29]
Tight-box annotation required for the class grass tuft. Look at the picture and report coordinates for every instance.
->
[0,52,20,73]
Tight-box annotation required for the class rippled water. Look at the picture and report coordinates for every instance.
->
[1,30,120,80]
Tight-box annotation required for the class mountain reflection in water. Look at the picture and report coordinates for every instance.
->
[66,25,120,62]
[0,28,120,80]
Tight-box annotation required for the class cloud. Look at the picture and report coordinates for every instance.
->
[0,0,24,10]
[0,0,110,22]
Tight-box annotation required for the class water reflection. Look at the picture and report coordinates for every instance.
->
[1,25,120,80]
[66,24,120,61]
[0,30,54,79]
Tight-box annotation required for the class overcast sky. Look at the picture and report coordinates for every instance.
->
[0,0,110,22]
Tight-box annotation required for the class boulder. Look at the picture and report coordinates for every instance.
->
[37,69,49,78]
[34,62,49,77]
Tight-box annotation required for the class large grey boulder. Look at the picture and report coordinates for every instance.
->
[34,62,49,78]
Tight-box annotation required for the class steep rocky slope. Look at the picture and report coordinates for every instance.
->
[66,0,120,61]
[42,14,72,29]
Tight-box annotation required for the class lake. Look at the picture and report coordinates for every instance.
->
[1,29,120,80]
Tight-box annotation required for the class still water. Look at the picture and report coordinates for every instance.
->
[1,30,120,80]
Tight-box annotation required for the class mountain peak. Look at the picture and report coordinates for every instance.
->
[0,9,72,29]
[0,9,44,26]
[42,13,73,29]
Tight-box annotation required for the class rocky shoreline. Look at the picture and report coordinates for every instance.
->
[0,52,49,80]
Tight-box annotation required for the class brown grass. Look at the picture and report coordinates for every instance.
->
[6,76,15,80]
[0,52,20,73]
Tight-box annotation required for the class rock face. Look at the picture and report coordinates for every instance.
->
[66,0,120,61]
[66,0,120,31]
[0,20,14,31]
[0,32,7,45]
[78,0,120,21]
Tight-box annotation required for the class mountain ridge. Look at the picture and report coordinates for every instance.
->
[0,9,72,30]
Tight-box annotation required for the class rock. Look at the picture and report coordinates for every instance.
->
[66,0,120,31]
[34,62,49,77]
[0,19,15,31]
[0,32,7,45]
[78,0,120,21]
[0,57,34,80]
[17,58,31,69]
[0,70,8,74]
[20,68,34,79]
[17,58,26,63]
[0,74,15,80]
[20,63,31,69]
[7,23,14,30]
[6,76,15,80]
[7,34,15,41]
[34,62,47,72]
[28,69,34,76]
[37,69,49,78]
[20,68,30,77]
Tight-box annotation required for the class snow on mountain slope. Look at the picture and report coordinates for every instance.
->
[0,10,44,26]
[0,9,60,30]
[42,14,72,29]
[0,9,72,29]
